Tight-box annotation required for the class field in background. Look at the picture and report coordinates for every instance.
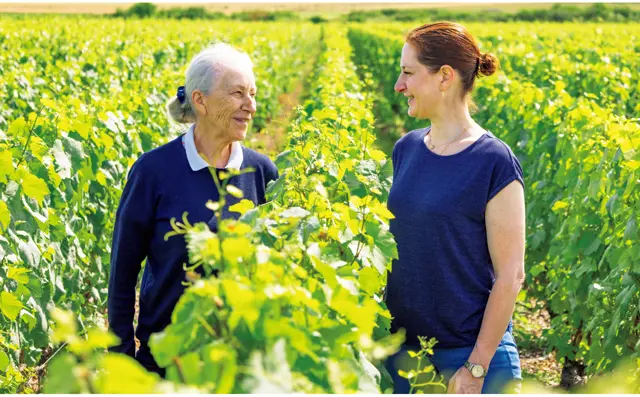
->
[3,2,640,17]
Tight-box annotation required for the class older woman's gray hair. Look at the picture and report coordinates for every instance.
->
[167,43,254,124]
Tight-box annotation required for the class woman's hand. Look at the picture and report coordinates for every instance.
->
[448,366,484,394]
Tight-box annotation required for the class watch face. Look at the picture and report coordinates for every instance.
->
[471,365,484,377]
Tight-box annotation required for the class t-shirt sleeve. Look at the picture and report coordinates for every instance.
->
[487,144,524,202]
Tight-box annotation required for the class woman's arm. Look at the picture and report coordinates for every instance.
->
[449,179,525,392]
[107,157,155,358]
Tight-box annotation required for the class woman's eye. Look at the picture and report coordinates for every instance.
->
[402,71,411,75]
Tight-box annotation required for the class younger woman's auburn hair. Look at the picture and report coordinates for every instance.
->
[406,21,499,97]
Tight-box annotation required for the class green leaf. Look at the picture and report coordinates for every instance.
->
[203,342,237,393]
[85,328,119,351]
[148,328,182,368]
[21,310,36,332]
[1,291,24,321]
[51,308,78,344]
[356,350,380,393]
[62,135,86,169]
[7,117,27,136]
[358,266,380,295]
[551,200,569,212]
[624,217,638,241]
[221,237,254,267]
[229,199,255,215]
[0,350,9,372]
[52,139,72,179]
[73,120,91,140]
[243,339,293,393]
[18,238,41,268]
[0,150,13,183]
[26,273,43,298]
[529,263,546,277]
[172,351,202,385]
[7,267,30,284]
[21,172,49,205]
[0,200,10,230]
[42,353,82,393]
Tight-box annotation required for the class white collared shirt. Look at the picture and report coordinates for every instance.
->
[181,124,244,171]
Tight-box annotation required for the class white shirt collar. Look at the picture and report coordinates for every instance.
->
[182,124,244,171]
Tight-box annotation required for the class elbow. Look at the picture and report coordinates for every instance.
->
[496,266,525,291]
[513,265,525,288]
[514,272,525,290]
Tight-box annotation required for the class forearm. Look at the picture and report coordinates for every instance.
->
[468,275,523,369]
[107,292,137,357]
[107,245,142,357]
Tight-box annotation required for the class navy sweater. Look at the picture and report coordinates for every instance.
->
[386,127,524,348]
[107,134,278,369]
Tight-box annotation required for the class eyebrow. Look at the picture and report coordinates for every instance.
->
[230,84,256,91]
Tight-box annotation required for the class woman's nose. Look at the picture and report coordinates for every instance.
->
[395,77,406,93]
[244,97,256,113]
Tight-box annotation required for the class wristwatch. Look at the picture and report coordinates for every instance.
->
[464,361,488,378]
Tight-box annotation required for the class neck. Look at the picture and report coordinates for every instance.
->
[428,102,477,144]
[193,122,233,168]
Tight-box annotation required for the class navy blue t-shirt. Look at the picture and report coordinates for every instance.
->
[107,135,278,370]
[385,127,524,348]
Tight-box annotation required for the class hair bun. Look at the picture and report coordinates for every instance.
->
[478,52,498,77]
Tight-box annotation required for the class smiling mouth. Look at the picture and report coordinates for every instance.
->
[234,118,250,125]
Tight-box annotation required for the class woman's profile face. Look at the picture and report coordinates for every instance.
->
[394,43,440,120]
[203,67,257,141]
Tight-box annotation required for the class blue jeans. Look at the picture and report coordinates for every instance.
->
[385,327,522,394]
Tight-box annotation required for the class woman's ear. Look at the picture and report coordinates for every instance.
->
[439,65,456,92]
[192,90,208,116]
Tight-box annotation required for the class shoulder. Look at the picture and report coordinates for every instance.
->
[133,135,184,173]
[240,146,278,177]
[393,127,427,153]
[478,132,522,168]
[392,127,427,164]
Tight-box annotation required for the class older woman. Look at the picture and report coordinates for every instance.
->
[107,43,278,377]
[384,22,525,394]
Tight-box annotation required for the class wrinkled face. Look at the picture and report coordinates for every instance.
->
[203,66,257,141]
[394,43,441,120]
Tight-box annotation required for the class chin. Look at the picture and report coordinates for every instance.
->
[234,129,247,141]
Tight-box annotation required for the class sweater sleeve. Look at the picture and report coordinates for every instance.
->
[107,154,156,357]
[265,158,279,185]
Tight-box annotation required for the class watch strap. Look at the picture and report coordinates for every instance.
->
[464,361,488,378]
